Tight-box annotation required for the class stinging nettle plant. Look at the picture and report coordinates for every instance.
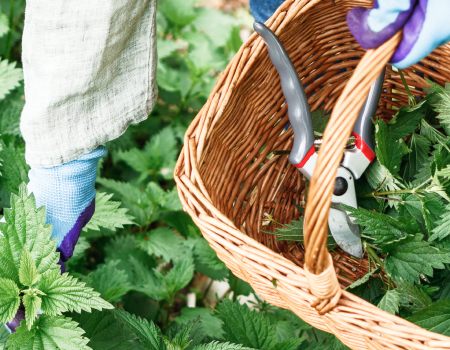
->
[0,184,113,348]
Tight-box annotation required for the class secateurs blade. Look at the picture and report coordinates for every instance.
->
[254,22,385,259]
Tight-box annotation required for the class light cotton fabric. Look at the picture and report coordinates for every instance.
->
[20,0,158,167]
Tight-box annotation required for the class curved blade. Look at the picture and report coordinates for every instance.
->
[329,167,363,258]
[328,206,363,258]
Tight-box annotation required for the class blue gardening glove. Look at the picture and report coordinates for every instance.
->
[27,146,107,272]
[347,0,450,68]
[250,0,285,23]
[5,146,106,333]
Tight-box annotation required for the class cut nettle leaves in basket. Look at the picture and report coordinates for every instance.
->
[269,81,450,327]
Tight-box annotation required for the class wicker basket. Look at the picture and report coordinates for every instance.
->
[174,0,450,348]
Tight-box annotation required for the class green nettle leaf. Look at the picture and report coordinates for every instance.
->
[165,317,204,350]
[175,307,224,340]
[433,147,450,178]
[19,247,39,287]
[192,7,238,49]
[422,198,447,233]
[402,134,431,182]
[193,341,255,350]
[348,276,384,304]
[67,237,90,264]
[394,279,432,313]
[412,155,433,186]
[264,219,336,249]
[343,205,419,245]
[128,256,167,301]
[104,235,156,280]
[408,299,450,336]
[377,290,400,315]
[23,293,42,330]
[0,13,8,38]
[157,38,185,61]
[388,104,426,140]
[399,195,426,231]
[161,211,201,238]
[0,59,23,100]
[311,109,329,136]
[156,63,183,93]
[155,258,195,300]
[185,236,229,281]
[97,178,181,226]
[82,192,135,233]
[0,141,30,194]
[88,260,131,302]
[0,277,20,323]
[113,309,162,350]
[97,178,154,226]
[158,0,200,27]
[426,81,450,135]
[435,270,450,301]
[436,164,450,179]
[7,314,91,350]
[274,321,296,343]
[375,120,404,175]
[38,270,113,315]
[69,310,139,350]
[270,338,305,350]
[420,119,450,152]
[0,94,24,136]
[385,236,450,284]
[186,35,220,71]
[0,184,60,285]
[265,220,304,243]
[364,159,402,196]
[0,322,9,350]
[216,299,277,350]
[115,127,178,182]
[137,227,186,262]
[346,269,381,290]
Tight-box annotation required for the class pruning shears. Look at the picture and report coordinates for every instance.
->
[254,22,385,258]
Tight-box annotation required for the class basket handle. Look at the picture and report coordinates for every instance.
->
[302,31,402,314]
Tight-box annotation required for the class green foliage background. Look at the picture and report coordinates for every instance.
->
[0,0,348,349]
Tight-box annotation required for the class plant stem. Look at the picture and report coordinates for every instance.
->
[5,0,14,60]
[201,279,214,304]
[365,245,385,271]
[398,69,416,106]
[154,300,164,324]
[311,328,319,343]
[360,188,427,198]
[231,275,238,302]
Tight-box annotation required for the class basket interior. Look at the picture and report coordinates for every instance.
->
[197,0,450,287]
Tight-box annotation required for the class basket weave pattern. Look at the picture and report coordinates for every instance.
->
[174,0,450,348]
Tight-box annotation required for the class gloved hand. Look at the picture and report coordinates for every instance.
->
[347,0,450,68]
[5,146,106,333]
[27,146,107,272]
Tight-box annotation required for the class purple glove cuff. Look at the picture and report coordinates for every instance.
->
[347,2,425,64]
[57,198,96,273]
[391,2,425,63]
[347,6,414,49]
[6,309,25,333]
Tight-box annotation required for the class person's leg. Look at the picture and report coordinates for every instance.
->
[250,0,285,22]
[5,0,157,333]
[19,0,157,267]
[21,0,157,168]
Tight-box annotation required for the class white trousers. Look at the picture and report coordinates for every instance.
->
[20,0,158,167]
